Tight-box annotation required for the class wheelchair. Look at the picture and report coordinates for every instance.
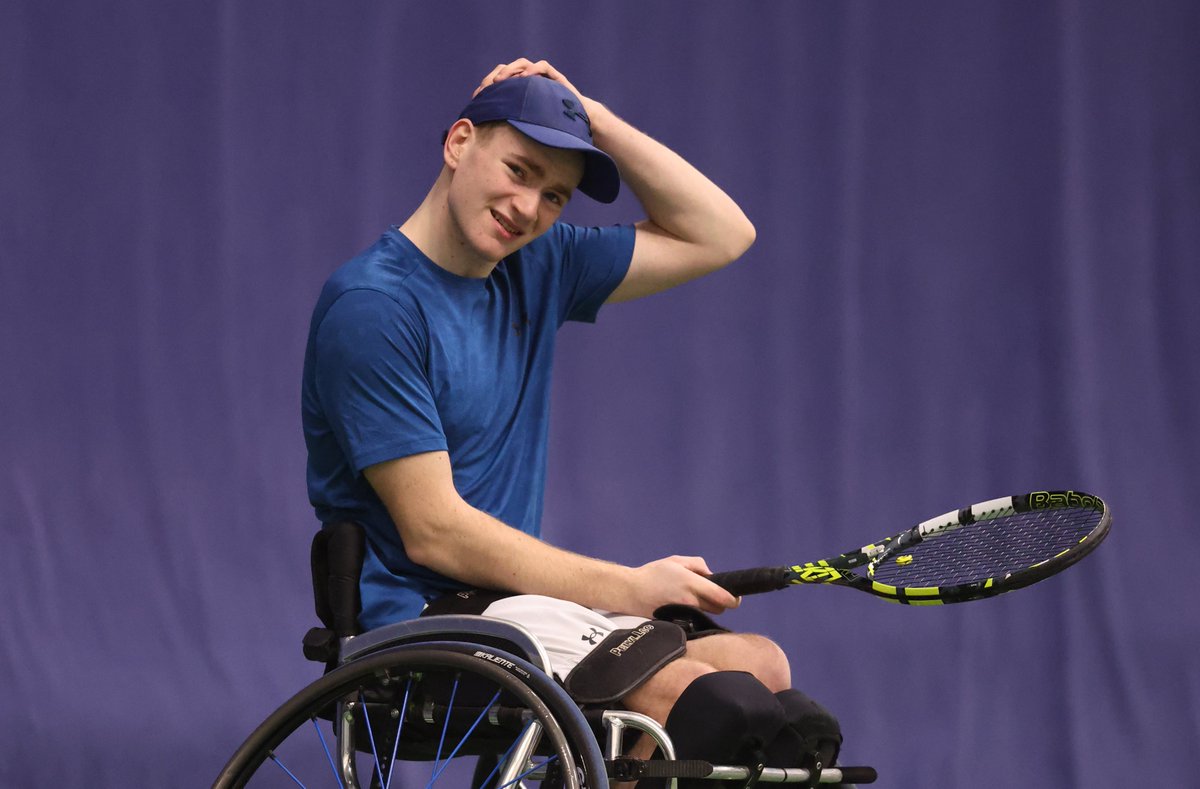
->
[214,523,877,788]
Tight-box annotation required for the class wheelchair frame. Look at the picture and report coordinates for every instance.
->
[212,525,876,788]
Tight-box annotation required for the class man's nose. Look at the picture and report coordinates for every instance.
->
[511,187,539,224]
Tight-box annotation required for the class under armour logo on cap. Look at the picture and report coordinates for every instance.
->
[561,98,591,133]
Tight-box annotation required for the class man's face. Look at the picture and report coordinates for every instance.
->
[446,122,586,265]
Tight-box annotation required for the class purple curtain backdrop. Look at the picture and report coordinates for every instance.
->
[2,1,1197,786]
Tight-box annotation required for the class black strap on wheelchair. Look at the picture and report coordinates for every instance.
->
[652,604,731,638]
[608,758,716,782]
[303,521,366,667]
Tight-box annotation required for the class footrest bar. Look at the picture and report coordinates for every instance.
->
[608,759,877,784]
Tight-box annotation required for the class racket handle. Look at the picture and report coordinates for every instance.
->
[708,567,791,596]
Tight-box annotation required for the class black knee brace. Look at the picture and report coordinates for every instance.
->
[665,671,786,779]
[765,688,843,773]
[664,674,843,787]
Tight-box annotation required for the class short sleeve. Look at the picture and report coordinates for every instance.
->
[312,288,448,472]
[552,223,636,325]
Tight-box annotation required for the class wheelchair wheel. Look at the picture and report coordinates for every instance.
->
[214,642,607,789]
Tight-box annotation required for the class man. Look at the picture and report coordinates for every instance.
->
[303,58,840,774]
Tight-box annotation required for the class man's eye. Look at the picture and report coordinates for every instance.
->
[544,192,563,206]
[507,163,525,178]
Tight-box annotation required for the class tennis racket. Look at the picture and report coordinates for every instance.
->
[708,490,1110,605]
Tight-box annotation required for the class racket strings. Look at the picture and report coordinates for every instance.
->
[869,507,1103,587]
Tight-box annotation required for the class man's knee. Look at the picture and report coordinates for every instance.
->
[665,671,786,763]
[737,633,791,692]
[664,671,843,778]
[620,634,792,724]
[620,657,715,723]
[687,632,792,692]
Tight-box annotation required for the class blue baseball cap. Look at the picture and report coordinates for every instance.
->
[457,76,621,203]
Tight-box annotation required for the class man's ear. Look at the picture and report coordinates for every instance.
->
[443,118,475,170]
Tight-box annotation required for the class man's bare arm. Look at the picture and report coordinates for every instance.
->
[364,451,738,618]
[474,59,756,303]
[592,105,756,303]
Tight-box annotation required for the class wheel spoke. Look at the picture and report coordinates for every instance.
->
[476,718,537,789]
[426,673,461,786]
[309,717,344,789]
[358,687,389,788]
[267,751,308,788]
[426,689,503,784]
[382,677,412,789]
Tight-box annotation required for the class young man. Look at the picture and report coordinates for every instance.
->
[303,58,840,773]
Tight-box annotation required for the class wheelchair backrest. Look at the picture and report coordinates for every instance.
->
[309,521,366,639]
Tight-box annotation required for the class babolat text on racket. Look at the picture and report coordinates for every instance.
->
[708,490,1111,605]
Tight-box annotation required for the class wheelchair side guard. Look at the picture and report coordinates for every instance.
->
[339,614,554,673]
[563,620,687,704]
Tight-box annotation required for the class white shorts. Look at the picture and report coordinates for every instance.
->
[480,595,649,680]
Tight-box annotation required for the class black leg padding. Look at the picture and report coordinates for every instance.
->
[765,688,843,778]
[664,671,787,787]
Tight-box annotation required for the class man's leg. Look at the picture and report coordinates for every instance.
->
[621,631,791,720]
[621,632,839,786]
[476,598,828,775]
[620,655,720,726]
[681,632,792,691]
[619,632,792,766]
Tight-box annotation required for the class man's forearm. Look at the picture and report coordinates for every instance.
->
[586,101,755,265]
[365,452,735,617]
[406,497,640,610]
[409,502,738,618]
[366,451,736,618]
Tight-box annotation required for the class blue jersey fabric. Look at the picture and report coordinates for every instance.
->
[302,223,635,629]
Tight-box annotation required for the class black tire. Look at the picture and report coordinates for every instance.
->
[214,642,608,789]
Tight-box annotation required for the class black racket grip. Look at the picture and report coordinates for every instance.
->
[708,567,791,596]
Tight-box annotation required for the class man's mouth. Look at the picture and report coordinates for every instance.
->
[491,210,522,239]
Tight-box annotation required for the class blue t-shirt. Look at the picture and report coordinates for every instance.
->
[302,223,635,629]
